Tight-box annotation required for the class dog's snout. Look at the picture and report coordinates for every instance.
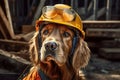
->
[45,42,58,51]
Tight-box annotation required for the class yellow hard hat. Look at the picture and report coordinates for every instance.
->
[36,4,85,38]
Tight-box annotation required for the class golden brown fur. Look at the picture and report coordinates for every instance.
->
[29,23,90,80]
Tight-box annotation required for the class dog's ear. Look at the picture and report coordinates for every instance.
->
[29,32,39,65]
[72,37,90,71]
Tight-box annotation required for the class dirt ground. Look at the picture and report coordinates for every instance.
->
[85,54,120,80]
[0,52,120,80]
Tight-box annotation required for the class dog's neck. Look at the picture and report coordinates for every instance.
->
[60,64,76,80]
[39,61,77,80]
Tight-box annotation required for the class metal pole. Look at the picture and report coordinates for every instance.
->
[115,0,119,19]
[71,0,74,8]
[93,0,98,20]
[106,0,112,20]
[71,0,78,11]
[84,0,88,19]
[32,0,46,25]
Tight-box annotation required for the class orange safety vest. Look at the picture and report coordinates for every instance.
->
[22,67,51,80]
[23,69,41,80]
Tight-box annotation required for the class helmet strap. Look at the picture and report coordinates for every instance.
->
[67,31,79,70]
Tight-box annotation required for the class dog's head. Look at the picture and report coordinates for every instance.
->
[31,22,90,72]
[29,4,90,79]
[40,23,74,66]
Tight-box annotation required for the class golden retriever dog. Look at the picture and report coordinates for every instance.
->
[23,22,90,80]
[23,4,90,80]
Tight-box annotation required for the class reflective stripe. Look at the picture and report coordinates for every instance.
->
[38,69,50,80]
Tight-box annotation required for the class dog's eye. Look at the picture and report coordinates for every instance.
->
[43,30,49,35]
[63,31,70,37]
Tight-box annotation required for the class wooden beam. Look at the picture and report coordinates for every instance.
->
[86,28,120,38]
[4,0,15,39]
[83,21,120,23]
[0,39,29,45]
[32,0,46,25]
[0,49,30,73]
[0,5,11,39]
[99,48,120,60]
[0,23,7,39]
[0,49,30,64]
[0,39,29,52]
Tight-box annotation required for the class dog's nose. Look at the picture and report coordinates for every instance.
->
[45,42,58,51]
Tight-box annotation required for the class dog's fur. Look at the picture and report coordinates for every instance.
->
[29,23,90,80]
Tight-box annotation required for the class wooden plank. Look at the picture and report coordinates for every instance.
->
[0,5,11,39]
[0,49,30,73]
[0,23,7,39]
[0,49,30,64]
[99,48,120,60]
[0,39,29,45]
[4,0,15,39]
[0,39,29,52]
[83,21,120,29]
[0,39,31,61]
[100,48,120,53]
[101,40,120,48]
[86,28,120,38]
[83,21,120,23]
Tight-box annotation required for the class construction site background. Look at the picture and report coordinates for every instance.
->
[0,0,120,80]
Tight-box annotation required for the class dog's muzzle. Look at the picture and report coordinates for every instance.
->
[43,41,58,61]
[45,42,58,51]
[41,40,65,66]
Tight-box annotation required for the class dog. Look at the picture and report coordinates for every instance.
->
[23,4,90,80]
[23,22,90,80]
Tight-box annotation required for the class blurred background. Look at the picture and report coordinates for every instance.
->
[0,0,120,80]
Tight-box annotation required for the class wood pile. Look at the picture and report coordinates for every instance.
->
[0,1,39,75]
[83,21,120,60]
